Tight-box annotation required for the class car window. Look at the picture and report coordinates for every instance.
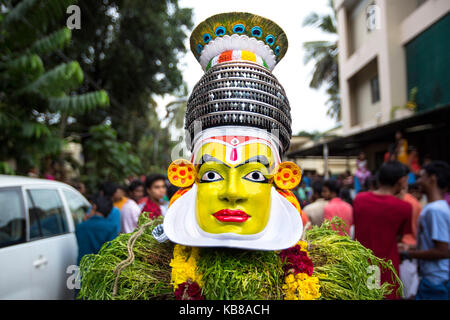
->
[27,189,68,240]
[62,189,90,225]
[0,188,26,248]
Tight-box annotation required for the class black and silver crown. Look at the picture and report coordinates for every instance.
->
[185,61,292,153]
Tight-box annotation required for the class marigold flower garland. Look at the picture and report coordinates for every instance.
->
[77,216,399,300]
[169,241,321,300]
[279,240,321,300]
[169,245,204,300]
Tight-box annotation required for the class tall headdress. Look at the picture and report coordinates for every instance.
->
[186,12,291,156]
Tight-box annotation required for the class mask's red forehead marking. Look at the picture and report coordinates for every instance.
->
[230,148,238,161]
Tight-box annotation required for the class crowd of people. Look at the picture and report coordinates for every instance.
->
[73,174,177,266]
[294,158,450,300]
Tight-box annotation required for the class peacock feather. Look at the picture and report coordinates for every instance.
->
[190,12,288,64]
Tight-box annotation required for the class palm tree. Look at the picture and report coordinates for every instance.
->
[165,99,187,130]
[303,0,340,120]
[164,83,189,130]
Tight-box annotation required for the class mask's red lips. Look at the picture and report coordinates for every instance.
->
[212,209,250,223]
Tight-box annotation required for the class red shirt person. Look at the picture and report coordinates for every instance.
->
[353,161,412,300]
[141,174,167,219]
[322,180,353,235]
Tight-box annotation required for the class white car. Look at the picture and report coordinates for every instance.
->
[0,175,90,299]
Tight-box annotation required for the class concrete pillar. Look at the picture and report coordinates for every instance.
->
[336,5,352,134]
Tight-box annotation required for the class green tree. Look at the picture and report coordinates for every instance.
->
[164,84,188,130]
[64,0,193,169]
[83,124,141,191]
[297,130,321,139]
[0,0,109,175]
[303,0,340,120]
[137,121,174,175]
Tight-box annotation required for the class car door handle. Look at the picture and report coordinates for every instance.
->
[33,256,48,268]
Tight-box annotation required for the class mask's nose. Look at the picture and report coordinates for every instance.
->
[218,170,247,204]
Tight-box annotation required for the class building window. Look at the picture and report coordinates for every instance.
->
[370,76,380,103]
[406,12,449,111]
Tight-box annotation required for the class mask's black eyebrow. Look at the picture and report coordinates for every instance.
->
[234,155,270,168]
[197,154,230,169]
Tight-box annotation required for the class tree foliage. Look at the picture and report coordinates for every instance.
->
[64,0,193,172]
[303,0,340,120]
[1,0,193,186]
[82,124,142,191]
[165,83,188,130]
[0,0,109,174]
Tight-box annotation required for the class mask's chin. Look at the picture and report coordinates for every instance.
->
[199,223,247,235]
[194,216,271,241]
[197,220,267,236]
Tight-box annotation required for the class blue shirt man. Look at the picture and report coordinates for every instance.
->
[303,176,311,188]
[75,196,119,265]
[405,161,450,300]
[417,200,450,284]
[106,206,121,235]
[86,203,121,235]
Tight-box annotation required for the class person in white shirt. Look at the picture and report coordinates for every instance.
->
[303,181,329,226]
[119,185,143,234]
[129,180,145,211]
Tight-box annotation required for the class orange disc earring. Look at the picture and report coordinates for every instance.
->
[273,161,302,190]
[167,159,196,188]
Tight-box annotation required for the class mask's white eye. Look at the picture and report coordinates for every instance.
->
[243,171,267,182]
[200,171,223,182]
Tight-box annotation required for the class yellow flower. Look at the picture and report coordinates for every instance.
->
[282,272,321,300]
[281,240,320,300]
[170,245,203,290]
[286,273,295,283]
[296,240,308,252]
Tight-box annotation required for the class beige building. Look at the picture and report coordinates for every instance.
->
[287,128,357,175]
[336,0,450,135]
[289,0,450,171]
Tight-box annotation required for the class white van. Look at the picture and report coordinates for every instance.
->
[0,175,90,299]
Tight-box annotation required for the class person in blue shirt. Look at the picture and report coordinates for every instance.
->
[100,182,122,235]
[354,175,362,194]
[402,161,450,300]
[303,172,311,188]
[75,195,119,265]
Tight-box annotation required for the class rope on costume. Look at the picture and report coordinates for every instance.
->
[301,221,311,241]
[112,220,155,298]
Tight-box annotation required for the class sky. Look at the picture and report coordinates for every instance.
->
[155,0,339,138]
